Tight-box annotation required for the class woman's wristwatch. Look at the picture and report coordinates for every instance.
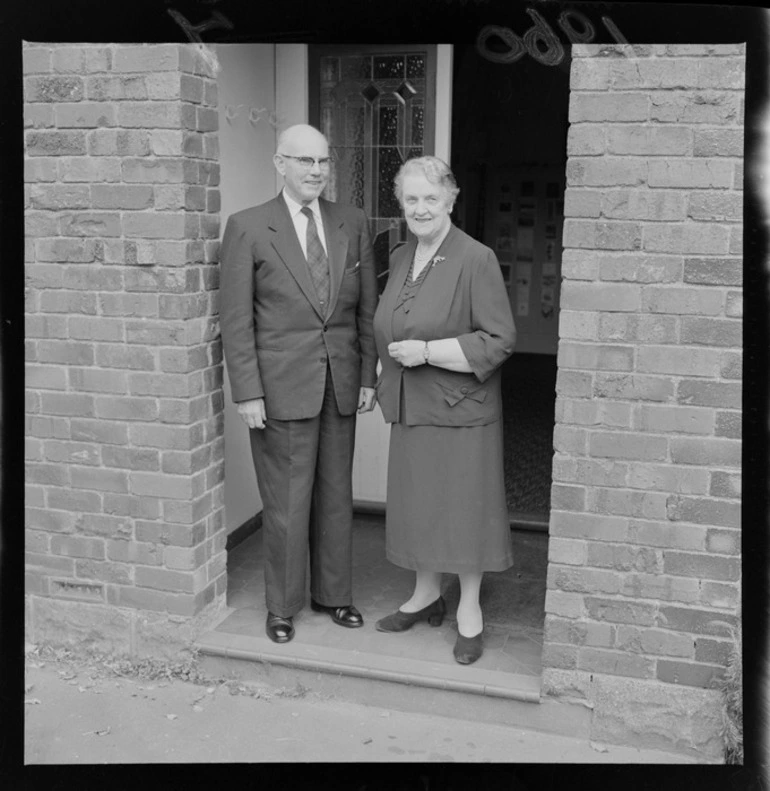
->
[423,341,431,365]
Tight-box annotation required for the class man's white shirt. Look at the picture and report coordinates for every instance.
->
[282,190,329,259]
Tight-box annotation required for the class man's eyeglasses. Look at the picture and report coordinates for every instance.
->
[279,154,334,170]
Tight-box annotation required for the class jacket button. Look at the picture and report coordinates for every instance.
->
[460,386,469,394]
[322,325,328,332]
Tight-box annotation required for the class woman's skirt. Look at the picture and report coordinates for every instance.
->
[385,419,514,573]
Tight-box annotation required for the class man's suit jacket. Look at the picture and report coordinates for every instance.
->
[219,195,377,420]
[373,224,516,427]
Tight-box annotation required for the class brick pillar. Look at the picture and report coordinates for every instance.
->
[543,44,744,759]
[24,43,225,655]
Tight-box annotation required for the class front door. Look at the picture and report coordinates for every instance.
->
[309,45,438,291]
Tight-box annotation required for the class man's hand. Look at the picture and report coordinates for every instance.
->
[388,340,425,368]
[237,398,267,430]
[358,386,376,414]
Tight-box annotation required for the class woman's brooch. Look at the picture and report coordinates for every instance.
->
[430,255,446,269]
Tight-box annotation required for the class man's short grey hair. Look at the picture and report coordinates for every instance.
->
[393,156,460,206]
[275,124,328,153]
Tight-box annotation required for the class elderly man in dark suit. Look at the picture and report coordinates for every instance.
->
[219,124,377,644]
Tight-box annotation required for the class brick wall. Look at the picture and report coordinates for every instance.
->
[543,44,744,758]
[24,43,225,655]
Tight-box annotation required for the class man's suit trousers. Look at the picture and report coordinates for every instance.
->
[248,367,356,618]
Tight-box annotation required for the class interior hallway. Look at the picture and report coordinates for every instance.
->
[501,352,558,520]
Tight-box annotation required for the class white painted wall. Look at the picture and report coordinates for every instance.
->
[217,44,309,533]
[435,45,453,163]
[217,44,276,533]
[274,44,309,190]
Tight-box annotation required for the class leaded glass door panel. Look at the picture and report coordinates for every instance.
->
[309,45,437,291]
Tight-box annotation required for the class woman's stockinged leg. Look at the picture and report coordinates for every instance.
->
[456,572,483,637]
[400,570,442,612]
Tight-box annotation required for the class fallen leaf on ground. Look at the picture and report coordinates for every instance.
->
[25,684,34,694]
[25,698,41,705]
[166,714,178,720]
[83,727,111,737]
[363,738,373,745]
[193,705,204,713]
[590,742,609,753]
[206,687,215,695]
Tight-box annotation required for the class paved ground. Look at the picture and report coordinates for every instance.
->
[23,646,697,765]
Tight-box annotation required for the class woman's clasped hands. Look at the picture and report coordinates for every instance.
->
[387,340,426,368]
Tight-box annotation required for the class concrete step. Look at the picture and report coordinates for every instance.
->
[195,623,592,739]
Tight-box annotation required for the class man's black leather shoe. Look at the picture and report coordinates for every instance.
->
[310,600,364,628]
[266,612,294,643]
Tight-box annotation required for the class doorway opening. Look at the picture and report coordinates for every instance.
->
[218,42,568,692]
[443,40,569,672]
[451,41,568,530]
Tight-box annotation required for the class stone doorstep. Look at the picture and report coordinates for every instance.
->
[196,627,541,702]
[194,623,601,742]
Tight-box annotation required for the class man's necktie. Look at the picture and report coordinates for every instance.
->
[301,206,330,312]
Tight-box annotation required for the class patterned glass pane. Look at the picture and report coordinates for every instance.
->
[406,54,425,78]
[373,56,404,79]
[345,106,365,146]
[320,57,339,83]
[331,147,365,209]
[411,106,424,146]
[341,56,371,80]
[361,83,380,104]
[321,106,334,140]
[394,81,417,104]
[377,147,403,218]
[378,105,398,146]
[317,49,429,289]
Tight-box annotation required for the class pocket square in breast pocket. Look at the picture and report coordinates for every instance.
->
[344,261,361,274]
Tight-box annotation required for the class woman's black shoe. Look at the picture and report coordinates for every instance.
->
[453,630,483,664]
[375,597,446,632]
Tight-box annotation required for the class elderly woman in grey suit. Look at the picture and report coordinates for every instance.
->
[373,156,516,665]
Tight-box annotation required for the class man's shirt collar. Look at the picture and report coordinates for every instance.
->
[282,190,321,220]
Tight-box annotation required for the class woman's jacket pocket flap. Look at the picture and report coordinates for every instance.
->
[437,381,488,407]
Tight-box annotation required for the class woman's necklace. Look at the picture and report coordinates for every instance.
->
[415,224,450,261]
[415,246,435,258]
[412,249,437,280]
[414,237,446,271]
